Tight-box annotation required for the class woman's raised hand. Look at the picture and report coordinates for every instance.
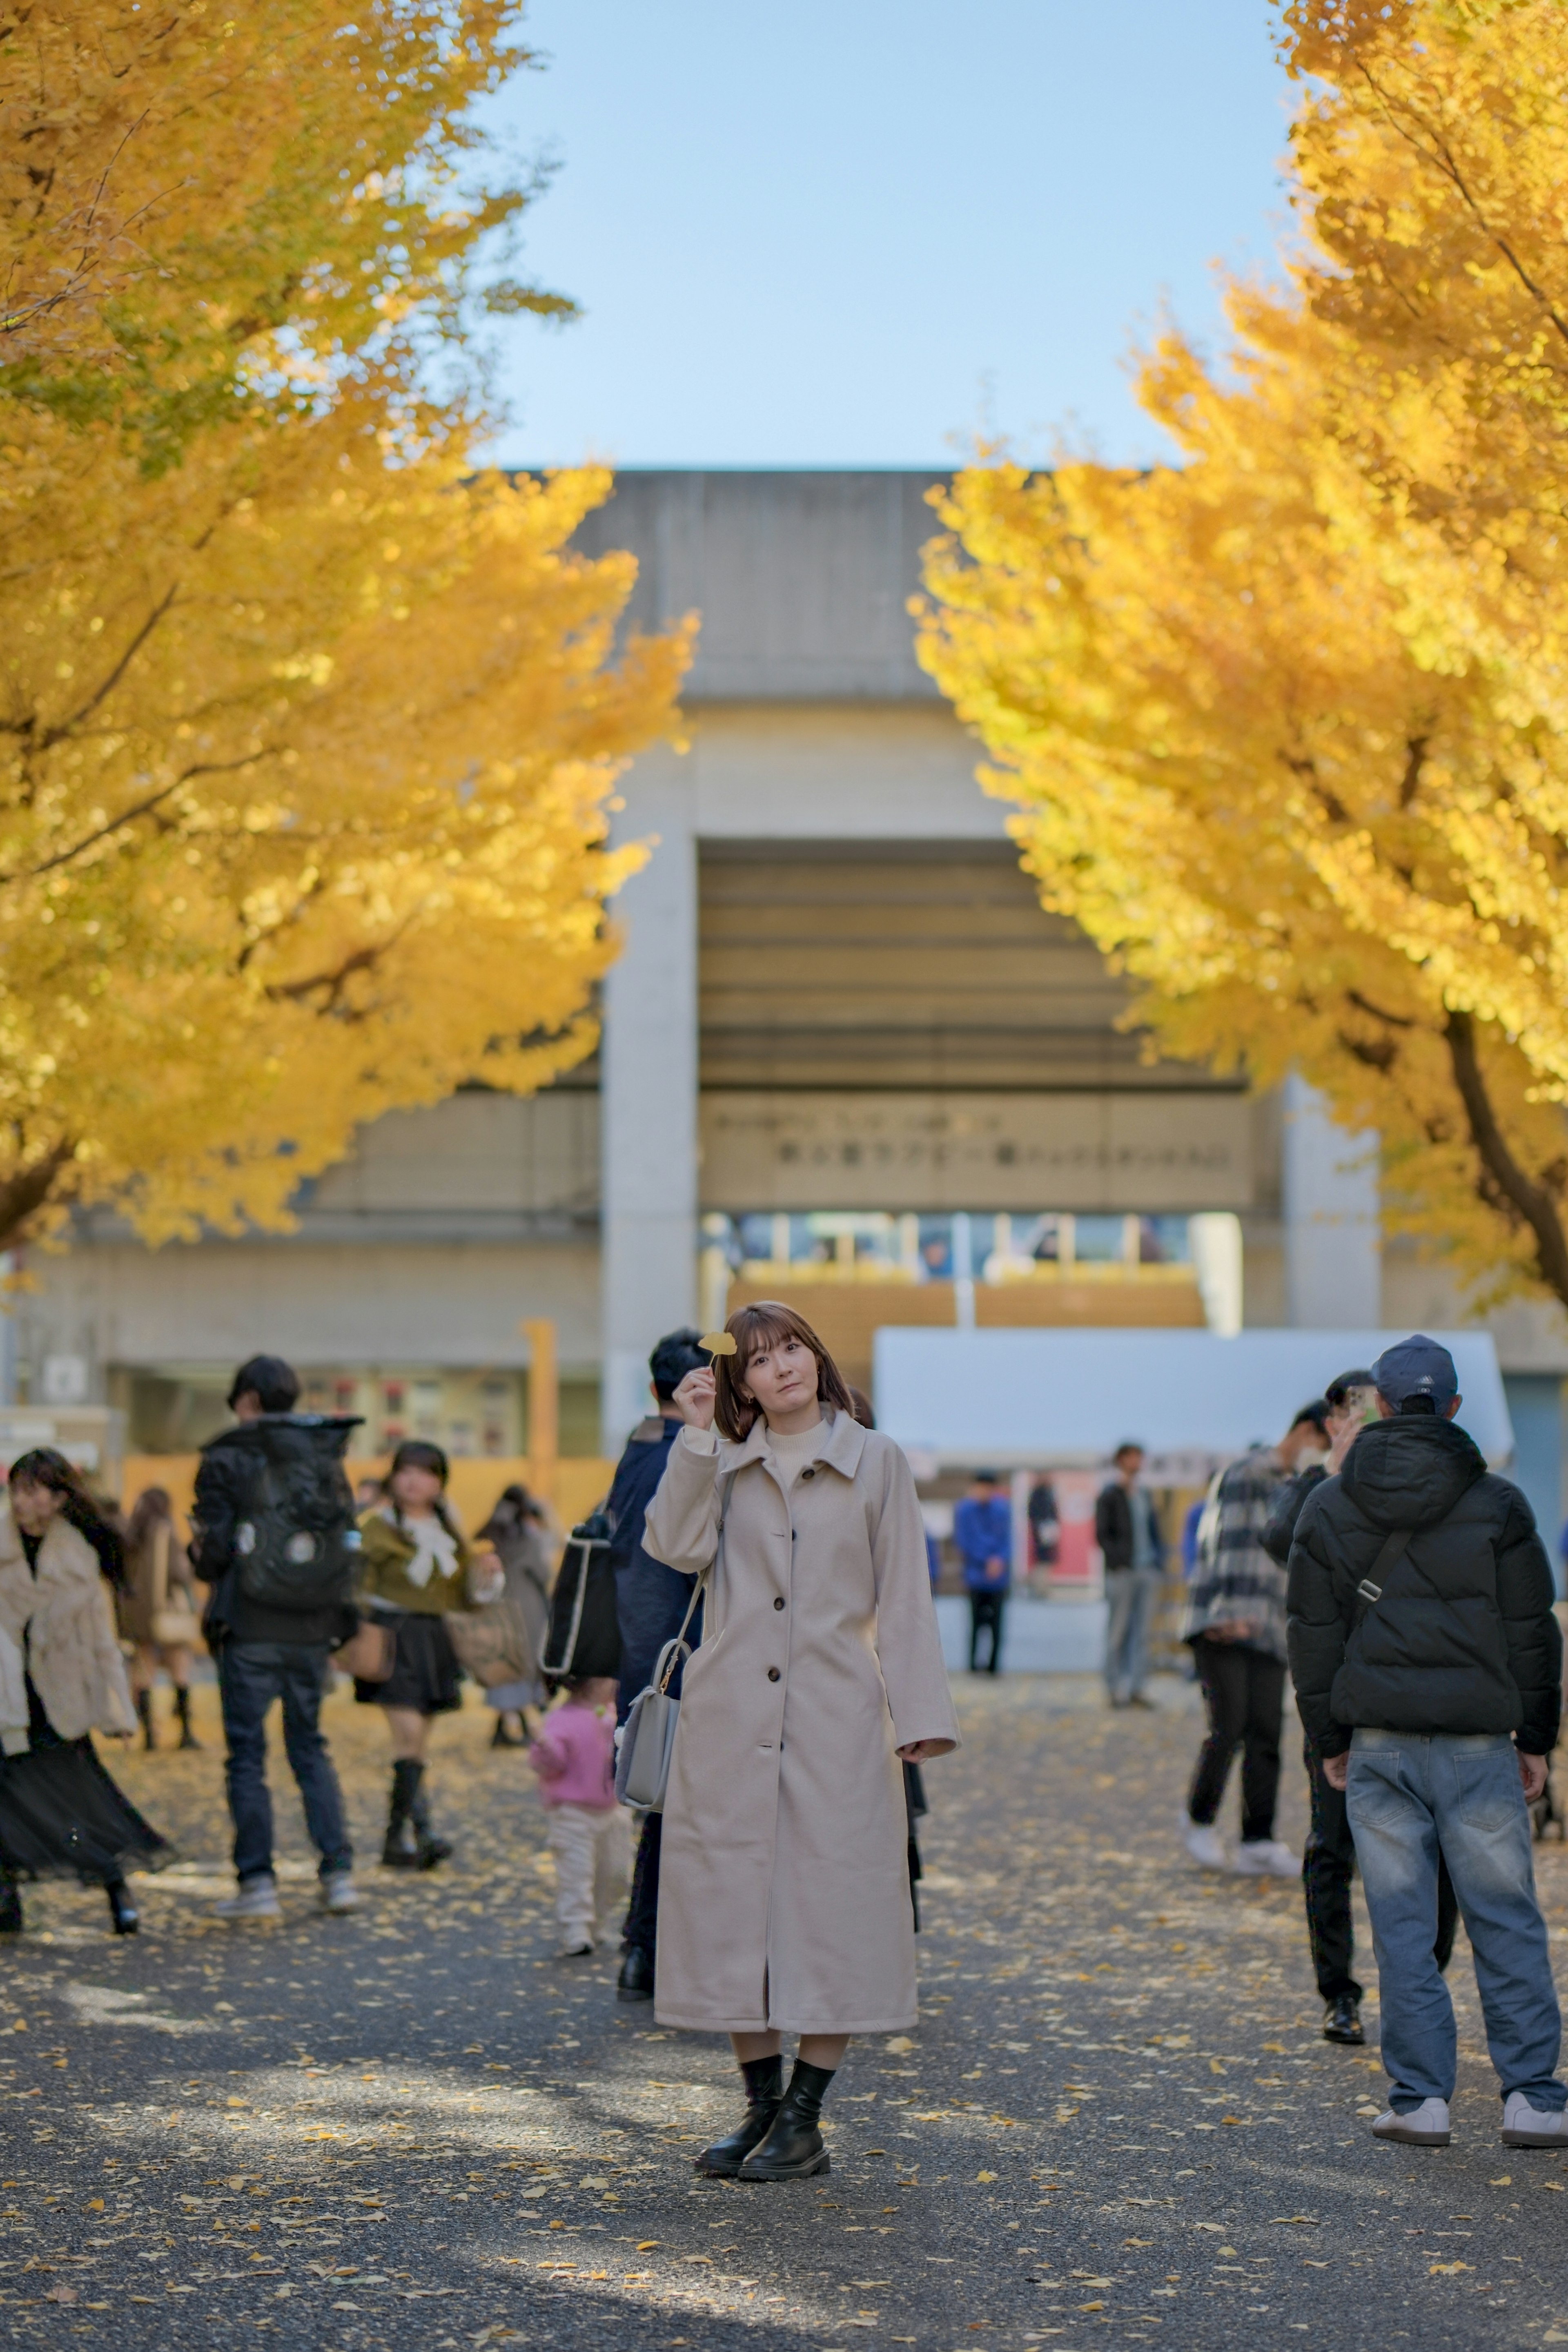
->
[671,1366,718,1430]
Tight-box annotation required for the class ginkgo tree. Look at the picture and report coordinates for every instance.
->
[918,0,1568,1315]
[0,1,688,1253]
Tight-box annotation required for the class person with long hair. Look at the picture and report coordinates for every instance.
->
[355,1440,501,1867]
[473,1483,556,1748]
[120,1486,202,1751]
[0,1450,169,1933]
[642,1302,958,2183]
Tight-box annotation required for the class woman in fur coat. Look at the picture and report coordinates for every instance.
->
[0,1450,170,1934]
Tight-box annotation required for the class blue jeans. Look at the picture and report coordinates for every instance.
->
[218,1642,352,1885]
[1104,1566,1160,1700]
[1348,1730,1564,2112]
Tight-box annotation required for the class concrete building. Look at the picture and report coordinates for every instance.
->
[13,472,1568,1537]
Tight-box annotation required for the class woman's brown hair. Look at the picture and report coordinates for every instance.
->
[125,1485,174,1551]
[713,1301,855,1442]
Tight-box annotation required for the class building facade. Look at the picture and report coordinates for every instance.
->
[13,473,1568,1529]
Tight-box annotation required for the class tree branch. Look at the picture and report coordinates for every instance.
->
[4,753,272,886]
[1444,1007,1568,1310]
[263,918,416,1017]
[40,582,179,749]
[1352,60,1568,357]
[1399,734,1428,808]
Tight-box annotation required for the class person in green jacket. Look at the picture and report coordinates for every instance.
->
[355,1439,499,1868]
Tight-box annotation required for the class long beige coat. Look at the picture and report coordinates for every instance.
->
[0,1507,137,1745]
[642,1409,958,2034]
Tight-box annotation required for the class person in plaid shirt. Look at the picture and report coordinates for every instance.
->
[1180,1402,1331,1876]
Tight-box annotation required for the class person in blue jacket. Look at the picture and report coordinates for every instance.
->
[606,1326,710,2002]
[953,1470,1013,1673]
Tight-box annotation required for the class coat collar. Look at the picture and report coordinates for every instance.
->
[0,1503,100,1592]
[725,1407,867,1481]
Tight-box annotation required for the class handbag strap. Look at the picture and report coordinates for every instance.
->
[654,1462,737,1694]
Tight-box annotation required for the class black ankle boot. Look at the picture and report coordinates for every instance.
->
[0,1873,21,1935]
[490,1715,527,1749]
[617,1946,655,2003]
[739,2058,835,2180]
[694,2055,784,2177]
[136,1688,156,1752]
[106,1880,139,1936]
[173,1685,200,1751]
[382,1760,422,1868]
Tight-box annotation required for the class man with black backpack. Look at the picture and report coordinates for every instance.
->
[194,1355,361,1921]
[1287,1335,1566,2150]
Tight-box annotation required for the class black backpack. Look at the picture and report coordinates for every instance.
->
[541,1510,621,1683]
[232,1415,362,1612]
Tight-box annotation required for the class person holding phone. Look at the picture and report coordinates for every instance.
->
[642,1302,958,2183]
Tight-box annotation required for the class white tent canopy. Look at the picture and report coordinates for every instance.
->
[873,1326,1515,1470]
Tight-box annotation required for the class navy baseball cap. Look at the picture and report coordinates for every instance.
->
[1372,1334,1458,1411]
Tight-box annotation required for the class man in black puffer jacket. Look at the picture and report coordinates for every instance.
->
[1287,1334,1565,2154]
[1265,1367,1457,2049]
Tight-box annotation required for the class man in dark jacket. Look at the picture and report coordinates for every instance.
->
[1287,1334,1566,2149]
[607,1327,709,2002]
[194,1355,358,1924]
[1265,1368,1458,2046]
[1096,1442,1166,1707]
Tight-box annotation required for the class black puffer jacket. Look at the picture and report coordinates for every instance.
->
[1286,1413,1561,1759]
[1261,1462,1328,1567]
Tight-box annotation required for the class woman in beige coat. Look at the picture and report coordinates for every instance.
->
[642,1302,958,2182]
[0,1450,169,1935]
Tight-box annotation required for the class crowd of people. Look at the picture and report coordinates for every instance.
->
[1165,1333,1565,2149]
[0,1317,1557,2171]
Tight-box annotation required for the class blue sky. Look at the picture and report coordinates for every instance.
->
[479,0,1299,472]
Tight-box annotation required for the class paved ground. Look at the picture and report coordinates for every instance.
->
[1,1670,1566,2352]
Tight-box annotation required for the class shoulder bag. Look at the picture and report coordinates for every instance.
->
[332,1616,396,1683]
[614,1467,735,1812]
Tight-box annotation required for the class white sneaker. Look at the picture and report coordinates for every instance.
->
[1182,1817,1228,1869]
[1232,1838,1300,1879]
[318,1871,360,1915]
[213,1875,281,1922]
[1372,2096,1451,2147]
[1502,2091,1568,2147]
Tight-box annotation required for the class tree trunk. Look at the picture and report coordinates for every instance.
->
[1444,1008,1568,1311]
[0,1144,76,1258]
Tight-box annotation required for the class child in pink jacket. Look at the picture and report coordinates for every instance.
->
[531,1675,627,1957]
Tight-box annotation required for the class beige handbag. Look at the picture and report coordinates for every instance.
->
[332,1618,396,1682]
[149,1525,201,1650]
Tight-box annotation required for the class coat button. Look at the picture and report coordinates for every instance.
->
[773,1596,785,1611]
[800,1467,815,1480]
[767,1666,781,1681]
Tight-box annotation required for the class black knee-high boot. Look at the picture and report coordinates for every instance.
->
[173,1684,200,1751]
[407,1763,452,1869]
[0,1866,21,1935]
[382,1760,422,1867]
[693,2055,784,2177]
[740,2058,836,2180]
[136,1688,156,1752]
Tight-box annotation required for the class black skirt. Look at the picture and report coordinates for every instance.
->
[0,1731,171,1886]
[354,1609,461,1715]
